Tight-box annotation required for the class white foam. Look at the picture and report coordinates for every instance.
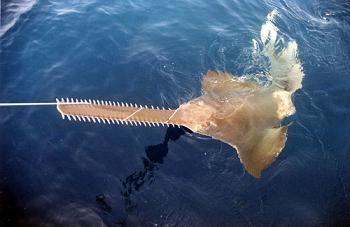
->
[0,0,37,38]
[257,10,304,93]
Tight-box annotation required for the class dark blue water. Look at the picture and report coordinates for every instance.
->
[1,0,349,226]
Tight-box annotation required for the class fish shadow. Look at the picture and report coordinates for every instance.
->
[120,126,191,211]
[95,126,191,224]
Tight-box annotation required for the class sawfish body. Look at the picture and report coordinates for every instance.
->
[170,70,296,177]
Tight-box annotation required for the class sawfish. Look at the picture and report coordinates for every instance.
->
[56,10,304,177]
[57,65,302,178]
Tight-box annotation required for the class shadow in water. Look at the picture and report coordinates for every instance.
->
[121,126,191,210]
[95,126,191,224]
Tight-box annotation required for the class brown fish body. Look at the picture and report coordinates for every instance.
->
[57,68,300,178]
[171,71,293,177]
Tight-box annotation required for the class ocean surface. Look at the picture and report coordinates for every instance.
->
[1,0,350,226]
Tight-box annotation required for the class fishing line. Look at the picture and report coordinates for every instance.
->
[0,101,89,107]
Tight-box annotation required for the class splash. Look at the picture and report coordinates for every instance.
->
[56,10,304,177]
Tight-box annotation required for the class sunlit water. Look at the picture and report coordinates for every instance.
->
[1,0,349,226]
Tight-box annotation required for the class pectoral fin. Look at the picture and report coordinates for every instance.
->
[236,125,288,178]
